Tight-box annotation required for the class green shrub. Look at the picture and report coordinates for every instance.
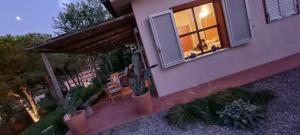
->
[68,86,84,101]
[21,108,67,135]
[164,88,275,129]
[40,120,68,135]
[38,94,58,116]
[165,103,202,129]
[249,90,276,107]
[22,80,106,135]
[81,79,104,102]
[217,99,264,129]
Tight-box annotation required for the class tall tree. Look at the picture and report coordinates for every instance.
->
[48,53,88,87]
[51,0,113,88]
[53,0,112,34]
[51,0,132,90]
[0,33,51,122]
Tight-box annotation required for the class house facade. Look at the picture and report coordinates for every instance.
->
[123,0,300,97]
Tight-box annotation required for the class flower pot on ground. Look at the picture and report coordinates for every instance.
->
[129,47,157,114]
[132,90,153,114]
[62,87,89,135]
[63,110,88,135]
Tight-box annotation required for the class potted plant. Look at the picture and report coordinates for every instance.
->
[129,47,157,114]
[62,87,88,135]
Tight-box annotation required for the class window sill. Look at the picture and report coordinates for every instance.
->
[184,48,230,63]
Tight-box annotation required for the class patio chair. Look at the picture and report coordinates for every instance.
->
[105,68,131,104]
[118,67,129,86]
[105,73,122,104]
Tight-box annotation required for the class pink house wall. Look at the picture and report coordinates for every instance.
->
[131,0,300,97]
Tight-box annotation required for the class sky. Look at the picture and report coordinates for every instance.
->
[0,0,73,36]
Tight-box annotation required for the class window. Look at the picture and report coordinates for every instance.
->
[264,0,299,23]
[149,0,252,69]
[173,2,223,59]
[222,0,252,46]
[149,11,185,68]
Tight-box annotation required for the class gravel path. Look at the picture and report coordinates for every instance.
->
[99,67,300,135]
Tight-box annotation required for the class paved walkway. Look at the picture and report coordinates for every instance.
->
[99,67,300,135]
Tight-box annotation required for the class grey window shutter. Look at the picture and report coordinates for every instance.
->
[222,0,253,47]
[279,0,298,17]
[266,0,282,21]
[149,10,184,69]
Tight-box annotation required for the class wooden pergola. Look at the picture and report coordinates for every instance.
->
[27,13,145,102]
[27,13,136,54]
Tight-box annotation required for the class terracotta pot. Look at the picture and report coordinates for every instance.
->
[64,110,88,135]
[132,91,153,114]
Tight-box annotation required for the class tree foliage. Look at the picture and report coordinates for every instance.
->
[53,0,112,34]
[48,53,87,72]
[47,53,88,88]
[0,33,51,122]
[51,0,114,88]
[0,33,51,94]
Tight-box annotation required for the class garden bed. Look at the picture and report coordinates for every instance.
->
[99,67,300,135]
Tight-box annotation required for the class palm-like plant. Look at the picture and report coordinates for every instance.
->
[62,87,83,116]
[128,47,157,96]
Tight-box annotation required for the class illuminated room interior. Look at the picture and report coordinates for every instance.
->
[174,3,222,58]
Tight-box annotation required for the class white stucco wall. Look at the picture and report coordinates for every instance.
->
[131,0,300,97]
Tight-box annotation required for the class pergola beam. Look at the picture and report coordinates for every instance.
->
[79,30,134,53]
[27,13,134,52]
[56,24,135,51]
[87,39,134,54]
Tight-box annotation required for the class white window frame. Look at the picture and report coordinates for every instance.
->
[222,0,253,47]
[149,10,185,69]
[264,0,300,23]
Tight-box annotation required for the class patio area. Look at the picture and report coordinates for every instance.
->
[97,65,300,135]
[69,53,300,135]
[63,86,162,135]
[28,13,160,135]
[86,92,160,135]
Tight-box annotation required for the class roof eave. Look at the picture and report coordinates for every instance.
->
[101,0,118,17]
[101,0,132,17]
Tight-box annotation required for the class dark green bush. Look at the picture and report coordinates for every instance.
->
[21,108,67,135]
[165,103,202,129]
[40,120,68,135]
[164,88,275,129]
[69,86,84,101]
[217,99,264,129]
[22,79,105,135]
[38,94,58,116]
[81,79,104,102]
[249,90,276,107]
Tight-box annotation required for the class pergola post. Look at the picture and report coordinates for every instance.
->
[41,53,64,102]
[88,55,102,85]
